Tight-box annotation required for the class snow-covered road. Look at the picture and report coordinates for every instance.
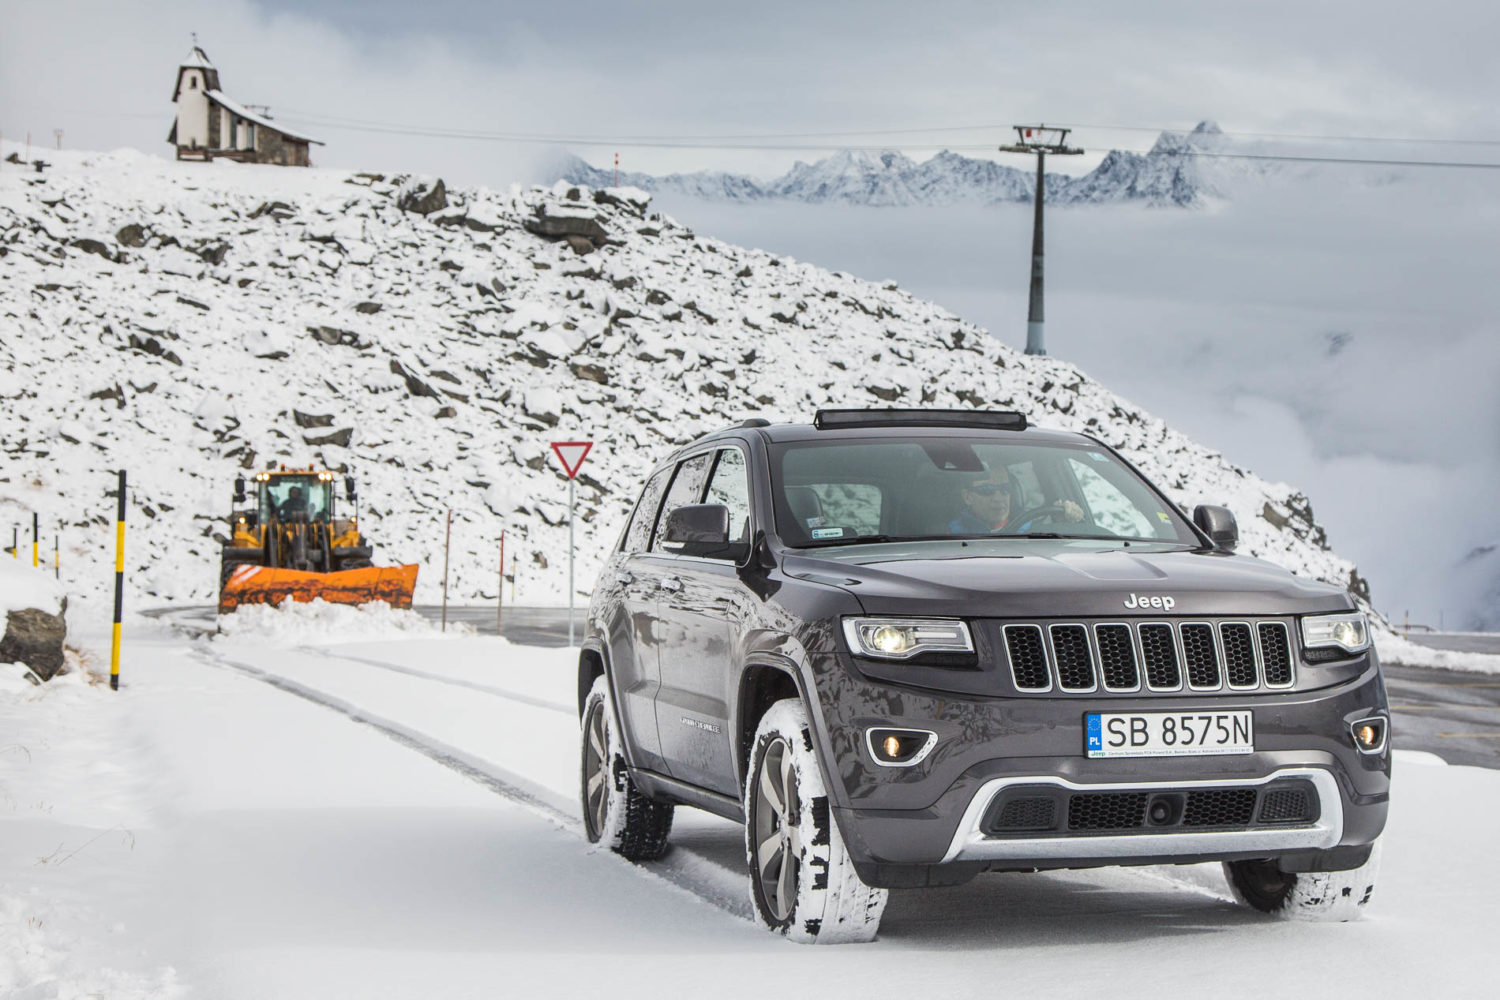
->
[2,608,1492,998]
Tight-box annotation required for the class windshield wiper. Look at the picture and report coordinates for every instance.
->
[800,534,900,548]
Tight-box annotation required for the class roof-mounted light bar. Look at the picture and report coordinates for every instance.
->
[813,409,1028,432]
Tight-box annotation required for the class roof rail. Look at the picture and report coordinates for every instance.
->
[813,408,1027,431]
[738,417,772,428]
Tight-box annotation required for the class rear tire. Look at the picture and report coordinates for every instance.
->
[1224,842,1381,921]
[745,698,888,943]
[580,676,673,861]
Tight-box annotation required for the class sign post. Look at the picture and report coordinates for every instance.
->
[550,441,594,647]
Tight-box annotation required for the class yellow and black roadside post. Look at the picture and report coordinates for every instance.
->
[111,471,126,691]
[7,526,14,559]
[32,512,38,568]
[53,532,59,579]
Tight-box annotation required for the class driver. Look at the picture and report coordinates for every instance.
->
[277,485,309,520]
[949,467,1084,535]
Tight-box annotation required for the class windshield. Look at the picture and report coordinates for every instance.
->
[769,436,1198,547]
[260,475,333,523]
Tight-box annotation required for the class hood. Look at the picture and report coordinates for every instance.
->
[781,538,1350,618]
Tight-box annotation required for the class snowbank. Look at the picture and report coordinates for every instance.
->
[0,558,66,618]
[1375,632,1500,674]
[213,598,459,647]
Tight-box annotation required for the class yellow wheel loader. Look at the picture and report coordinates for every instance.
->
[218,467,418,613]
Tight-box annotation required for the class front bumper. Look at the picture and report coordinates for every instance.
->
[806,653,1389,873]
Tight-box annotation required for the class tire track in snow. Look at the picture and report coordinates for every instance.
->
[295,647,574,716]
[189,646,754,921]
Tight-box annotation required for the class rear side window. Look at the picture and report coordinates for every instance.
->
[623,466,672,554]
[704,447,752,548]
[650,453,713,552]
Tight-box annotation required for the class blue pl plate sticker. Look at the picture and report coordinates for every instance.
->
[1086,714,1102,752]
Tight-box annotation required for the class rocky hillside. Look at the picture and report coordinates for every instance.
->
[560,122,1257,208]
[0,145,1364,610]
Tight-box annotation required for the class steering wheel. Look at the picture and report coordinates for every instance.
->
[1003,503,1068,533]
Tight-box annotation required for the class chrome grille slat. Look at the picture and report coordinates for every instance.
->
[999,618,1295,694]
[1049,624,1096,691]
[1138,623,1182,690]
[1094,623,1141,691]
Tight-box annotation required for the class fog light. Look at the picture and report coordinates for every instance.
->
[1350,717,1387,754]
[866,727,937,767]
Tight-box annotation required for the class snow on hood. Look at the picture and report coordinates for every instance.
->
[0,144,1369,620]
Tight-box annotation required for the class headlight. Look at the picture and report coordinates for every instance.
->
[842,618,973,660]
[1301,612,1370,653]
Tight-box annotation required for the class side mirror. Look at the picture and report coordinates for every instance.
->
[233,477,247,505]
[662,504,748,560]
[344,475,358,500]
[1193,504,1239,552]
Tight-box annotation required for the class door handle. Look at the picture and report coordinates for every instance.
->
[615,570,635,585]
[658,576,683,593]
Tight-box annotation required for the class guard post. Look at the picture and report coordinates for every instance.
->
[111,471,126,691]
[32,512,38,568]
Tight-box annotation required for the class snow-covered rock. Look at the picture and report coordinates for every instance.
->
[0,145,1365,612]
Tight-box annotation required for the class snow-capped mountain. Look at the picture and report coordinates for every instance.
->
[0,145,1363,612]
[560,122,1248,208]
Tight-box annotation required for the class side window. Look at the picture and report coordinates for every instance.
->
[1068,457,1154,537]
[649,453,713,552]
[704,448,752,549]
[623,467,672,554]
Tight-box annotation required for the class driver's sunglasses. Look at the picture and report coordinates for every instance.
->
[969,482,1013,498]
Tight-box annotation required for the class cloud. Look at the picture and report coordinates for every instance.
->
[655,181,1500,628]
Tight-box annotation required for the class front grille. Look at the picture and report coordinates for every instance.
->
[1050,625,1095,690]
[1259,787,1313,823]
[983,780,1319,837]
[1138,623,1182,689]
[1004,625,1050,691]
[1259,623,1293,686]
[1095,624,1140,689]
[1221,623,1258,687]
[994,797,1057,831]
[1181,788,1258,827]
[997,618,1296,694]
[1180,623,1221,688]
[1069,791,1147,831]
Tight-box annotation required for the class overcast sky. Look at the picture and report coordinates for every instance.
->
[6,0,1500,184]
[3,1,1497,625]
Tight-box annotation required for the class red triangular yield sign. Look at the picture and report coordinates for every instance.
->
[550,440,593,479]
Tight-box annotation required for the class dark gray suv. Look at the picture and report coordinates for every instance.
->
[578,410,1389,943]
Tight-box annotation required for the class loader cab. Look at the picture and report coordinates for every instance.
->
[260,473,334,524]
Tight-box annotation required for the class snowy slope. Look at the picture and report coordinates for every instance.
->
[0,145,1365,610]
[560,122,1260,208]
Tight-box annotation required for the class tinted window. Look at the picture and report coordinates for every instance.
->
[623,466,672,554]
[650,453,713,552]
[770,437,1195,545]
[704,447,752,550]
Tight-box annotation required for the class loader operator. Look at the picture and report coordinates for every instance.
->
[277,486,310,521]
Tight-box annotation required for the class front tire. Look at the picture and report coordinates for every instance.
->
[580,675,673,861]
[745,698,888,943]
[1224,842,1381,921]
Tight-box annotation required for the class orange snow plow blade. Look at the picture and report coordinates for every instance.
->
[218,564,419,614]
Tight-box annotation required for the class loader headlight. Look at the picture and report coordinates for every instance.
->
[1301,612,1370,653]
[842,618,973,661]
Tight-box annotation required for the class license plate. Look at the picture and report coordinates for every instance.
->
[1085,711,1253,758]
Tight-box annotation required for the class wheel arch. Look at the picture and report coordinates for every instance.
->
[577,641,607,718]
[735,654,809,788]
